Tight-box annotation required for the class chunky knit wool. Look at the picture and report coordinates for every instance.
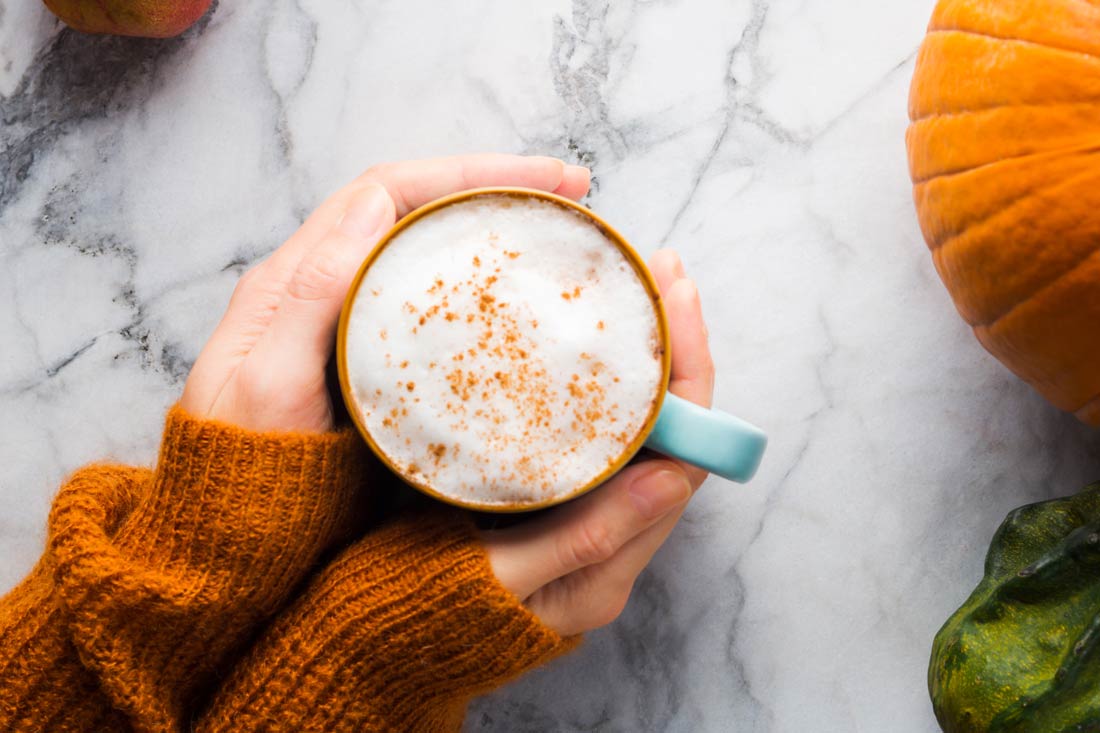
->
[0,407,574,732]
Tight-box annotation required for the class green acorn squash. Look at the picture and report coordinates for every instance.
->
[931,482,1100,732]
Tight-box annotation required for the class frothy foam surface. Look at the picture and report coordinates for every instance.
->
[345,194,663,507]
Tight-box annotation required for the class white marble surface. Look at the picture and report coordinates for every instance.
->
[2,1,1099,730]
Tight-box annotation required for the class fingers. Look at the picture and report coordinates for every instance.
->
[242,155,591,301]
[665,278,715,410]
[511,469,694,636]
[359,154,591,216]
[234,155,590,318]
[650,249,714,409]
[256,186,371,287]
[526,495,688,636]
[249,183,396,372]
[555,163,592,201]
[649,247,686,295]
[247,156,588,372]
[185,155,590,423]
[485,461,690,602]
[649,249,716,490]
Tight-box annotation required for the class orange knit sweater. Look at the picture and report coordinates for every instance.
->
[0,407,575,732]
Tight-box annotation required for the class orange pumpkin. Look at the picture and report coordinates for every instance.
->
[907,0,1100,426]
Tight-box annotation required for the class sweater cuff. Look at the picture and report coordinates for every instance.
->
[46,406,375,732]
[344,513,577,711]
[112,405,371,595]
[198,512,578,732]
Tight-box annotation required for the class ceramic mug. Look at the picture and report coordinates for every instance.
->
[336,187,767,511]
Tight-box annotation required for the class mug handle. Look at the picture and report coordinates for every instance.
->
[643,393,767,483]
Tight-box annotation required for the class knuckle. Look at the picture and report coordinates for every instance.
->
[236,359,282,406]
[287,251,343,303]
[592,587,632,629]
[704,352,716,379]
[226,266,285,328]
[231,265,263,301]
[361,163,391,183]
[561,521,618,569]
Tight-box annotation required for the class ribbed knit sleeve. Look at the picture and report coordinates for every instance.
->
[195,511,580,733]
[0,406,371,733]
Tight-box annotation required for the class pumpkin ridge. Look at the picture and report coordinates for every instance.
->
[924,26,1100,64]
[909,101,1100,128]
[911,141,1100,187]
[919,149,1100,250]
[972,246,1100,332]
[909,0,1100,428]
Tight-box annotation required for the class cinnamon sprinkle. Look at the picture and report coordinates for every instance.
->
[373,244,637,495]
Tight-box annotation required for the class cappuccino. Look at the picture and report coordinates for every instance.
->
[344,193,663,507]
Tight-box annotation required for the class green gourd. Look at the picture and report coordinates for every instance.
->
[930,482,1100,732]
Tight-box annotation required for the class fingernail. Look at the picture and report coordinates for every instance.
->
[671,252,686,278]
[338,184,391,238]
[674,278,698,302]
[565,163,590,180]
[628,469,691,520]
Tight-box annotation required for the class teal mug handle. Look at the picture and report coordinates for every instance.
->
[644,393,767,483]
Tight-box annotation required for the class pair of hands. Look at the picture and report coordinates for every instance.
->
[180,154,716,637]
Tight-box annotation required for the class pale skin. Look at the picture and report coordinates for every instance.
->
[181,154,715,637]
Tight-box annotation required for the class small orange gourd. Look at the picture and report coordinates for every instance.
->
[907,0,1100,425]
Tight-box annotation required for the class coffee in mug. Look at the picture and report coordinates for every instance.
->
[338,188,766,511]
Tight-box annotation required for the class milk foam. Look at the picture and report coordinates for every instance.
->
[345,194,663,506]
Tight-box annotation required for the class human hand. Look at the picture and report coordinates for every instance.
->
[181,155,591,433]
[483,250,715,636]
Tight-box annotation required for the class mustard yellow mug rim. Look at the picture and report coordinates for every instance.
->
[335,186,672,513]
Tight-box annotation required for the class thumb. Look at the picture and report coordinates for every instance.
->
[483,461,691,601]
[253,183,396,368]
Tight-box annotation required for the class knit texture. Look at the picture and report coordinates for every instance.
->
[0,407,575,732]
[197,512,578,732]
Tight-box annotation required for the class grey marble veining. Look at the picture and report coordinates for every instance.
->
[3,1,1100,731]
